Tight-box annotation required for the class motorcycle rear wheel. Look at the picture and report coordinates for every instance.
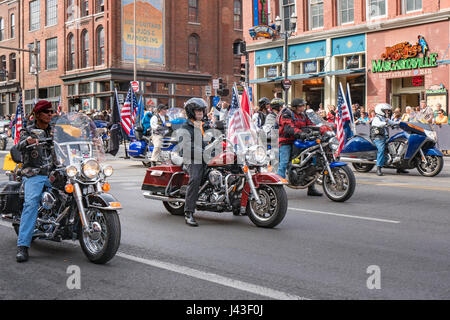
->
[416,155,444,177]
[352,163,375,173]
[246,185,287,228]
[323,166,356,202]
[79,209,121,264]
[163,201,185,216]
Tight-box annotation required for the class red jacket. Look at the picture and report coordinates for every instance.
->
[278,108,313,145]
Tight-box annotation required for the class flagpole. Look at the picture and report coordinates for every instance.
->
[346,82,356,135]
[115,88,129,159]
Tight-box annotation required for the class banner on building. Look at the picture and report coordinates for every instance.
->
[122,0,165,66]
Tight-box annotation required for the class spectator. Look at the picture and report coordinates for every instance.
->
[418,100,434,124]
[433,103,447,120]
[391,108,402,121]
[401,106,414,122]
[357,112,370,124]
[369,109,376,122]
[435,110,448,125]
[327,105,336,124]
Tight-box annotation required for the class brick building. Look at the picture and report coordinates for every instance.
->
[244,0,450,114]
[0,0,244,115]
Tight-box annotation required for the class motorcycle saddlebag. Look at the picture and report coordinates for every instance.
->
[141,166,188,194]
[0,181,22,215]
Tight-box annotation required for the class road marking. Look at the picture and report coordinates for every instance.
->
[358,181,450,192]
[116,252,309,300]
[0,220,309,300]
[289,207,400,224]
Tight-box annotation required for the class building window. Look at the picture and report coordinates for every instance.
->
[0,55,6,72]
[309,0,323,30]
[96,26,105,65]
[46,37,58,70]
[404,0,422,12]
[68,34,75,70]
[0,18,4,41]
[67,0,74,21]
[82,0,89,17]
[188,0,199,23]
[81,30,89,68]
[10,14,15,38]
[188,34,199,71]
[46,0,58,26]
[282,0,296,32]
[234,0,242,29]
[29,41,40,72]
[368,0,386,19]
[9,53,16,80]
[30,0,40,31]
[338,0,354,25]
[96,0,104,13]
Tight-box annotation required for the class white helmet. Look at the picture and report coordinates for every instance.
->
[375,103,392,116]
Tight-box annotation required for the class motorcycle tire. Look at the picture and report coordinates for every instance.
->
[0,138,6,150]
[79,209,121,265]
[416,155,444,177]
[352,163,375,173]
[163,201,185,216]
[246,185,287,228]
[323,165,356,202]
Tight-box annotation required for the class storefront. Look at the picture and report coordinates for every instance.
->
[367,20,450,114]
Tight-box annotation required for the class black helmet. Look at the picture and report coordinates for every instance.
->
[258,97,270,109]
[184,98,208,120]
[156,104,169,112]
[291,98,307,108]
[270,98,284,111]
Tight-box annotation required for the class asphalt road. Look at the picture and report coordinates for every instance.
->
[0,142,449,300]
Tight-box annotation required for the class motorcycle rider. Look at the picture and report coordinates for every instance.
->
[371,103,407,176]
[262,98,283,138]
[252,97,270,130]
[180,98,211,227]
[150,104,171,165]
[277,98,323,196]
[15,100,55,262]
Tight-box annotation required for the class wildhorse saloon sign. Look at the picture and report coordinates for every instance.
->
[371,36,438,73]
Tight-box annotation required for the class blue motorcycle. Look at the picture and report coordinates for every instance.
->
[340,121,444,177]
[128,108,186,167]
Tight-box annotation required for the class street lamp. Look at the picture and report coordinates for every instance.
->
[275,12,297,101]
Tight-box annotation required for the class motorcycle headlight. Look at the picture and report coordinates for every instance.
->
[246,145,268,166]
[103,165,114,177]
[66,166,78,178]
[329,137,340,151]
[82,159,100,179]
[424,129,437,142]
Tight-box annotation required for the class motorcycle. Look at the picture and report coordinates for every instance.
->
[129,108,186,167]
[339,121,444,177]
[286,109,356,202]
[0,113,121,264]
[141,128,288,228]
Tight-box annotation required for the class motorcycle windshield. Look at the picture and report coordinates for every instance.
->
[226,108,261,155]
[167,107,186,123]
[53,112,105,167]
[305,109,334,128]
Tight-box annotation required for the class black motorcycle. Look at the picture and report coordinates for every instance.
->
[0,113,121,264]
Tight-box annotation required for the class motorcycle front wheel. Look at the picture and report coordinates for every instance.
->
[79,209,121,264]
[323,166,356,202]
[246,185,287,228]
[416,155,444,177]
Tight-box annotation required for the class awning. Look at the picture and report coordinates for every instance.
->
[250,76,284,84]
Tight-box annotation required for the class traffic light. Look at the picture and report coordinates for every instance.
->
[217,79,229,97]
[240,63,246,83]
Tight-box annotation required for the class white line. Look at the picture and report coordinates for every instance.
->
[116,252,309,300]
[0,220,309,300]
[288,207,400,224]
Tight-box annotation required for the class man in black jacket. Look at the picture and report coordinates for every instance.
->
[15,100,55,262]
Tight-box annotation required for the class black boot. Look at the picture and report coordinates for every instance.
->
[184,212,198,227]
[16,246,29,263]
[307,184,323,197]
[377,166,384,176]
[396,168,409,174]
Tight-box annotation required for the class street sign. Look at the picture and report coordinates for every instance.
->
[118,94,124,104]
[131,81,140,92]
[212,96,220,107]
[248,86,253,102]
[212,79,220,90]
[205,86,212,96]
[281,79,292,90]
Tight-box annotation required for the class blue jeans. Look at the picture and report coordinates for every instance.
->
[277,144,292,178]
[17,175,51,248]
[373,138,387,168]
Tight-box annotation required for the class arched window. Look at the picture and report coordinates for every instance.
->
[234,0,242,29]
[0,55,6,70]
[9,53,16,80]
[188,0,199,23]
[96,26,105,65]
[10,14,15,38]
[81,30,89,68]
[68,34,75,70]
[0,18,4,41]
[188,34,199,71]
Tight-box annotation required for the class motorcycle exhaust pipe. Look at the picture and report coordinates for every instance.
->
[339,157,375,164]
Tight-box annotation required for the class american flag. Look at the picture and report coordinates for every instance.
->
[121,88,133,135]
[227,85,253,146]
[56,96,62,115]
[131,90,139,125]
[14,93,23,145]
[334,84,349,157]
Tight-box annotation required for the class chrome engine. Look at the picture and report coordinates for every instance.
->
[208,170,223,190]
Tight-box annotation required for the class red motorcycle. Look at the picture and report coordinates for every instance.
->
[141,131,288,228]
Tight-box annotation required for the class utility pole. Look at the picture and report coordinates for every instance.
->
[133,0,137,82]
